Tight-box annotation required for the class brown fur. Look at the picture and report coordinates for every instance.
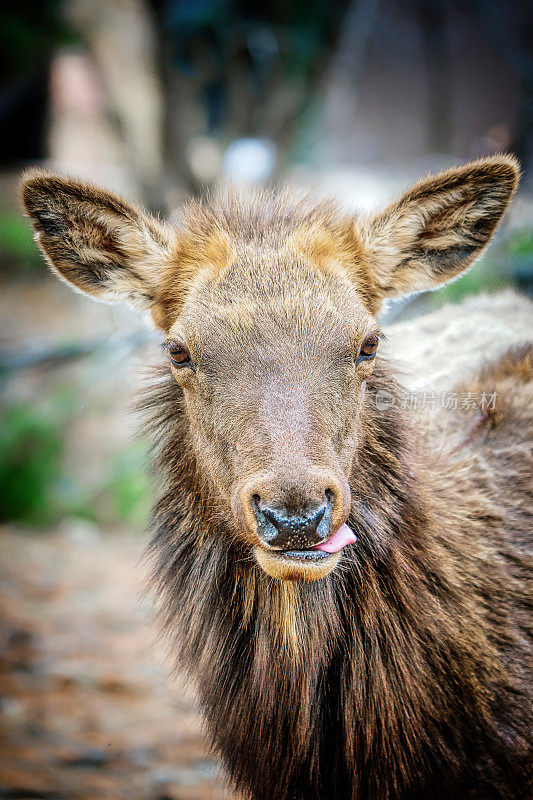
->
[21,155,532,799]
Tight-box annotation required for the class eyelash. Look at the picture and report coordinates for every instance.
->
[163,341,194,369]
[355,332,380,365]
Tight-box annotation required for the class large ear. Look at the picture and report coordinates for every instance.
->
[357,155,519,304]
[21,170,175,312]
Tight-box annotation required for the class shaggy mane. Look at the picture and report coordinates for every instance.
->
[140,353,531,800]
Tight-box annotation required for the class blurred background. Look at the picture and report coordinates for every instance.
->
[0,1,532,798]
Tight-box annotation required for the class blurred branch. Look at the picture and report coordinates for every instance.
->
[320,0,381,161]
[418,0,452,154]
[0,329,158,376]
[470,0,533,170]
[328,0,382,86]
[65,0,165,209]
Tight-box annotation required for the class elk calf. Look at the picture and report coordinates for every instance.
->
[22,156,532,799]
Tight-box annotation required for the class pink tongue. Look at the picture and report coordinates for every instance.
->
[313,523,357,554]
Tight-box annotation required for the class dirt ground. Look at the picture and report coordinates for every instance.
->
[0,522,236,800]
[0,271,235,800]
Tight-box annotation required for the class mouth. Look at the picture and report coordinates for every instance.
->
[274,549,332,561]
[254,523,356,581]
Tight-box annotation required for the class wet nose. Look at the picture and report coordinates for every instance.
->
[253,497,330,550]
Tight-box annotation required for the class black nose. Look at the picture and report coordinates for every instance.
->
[254,499,330,550]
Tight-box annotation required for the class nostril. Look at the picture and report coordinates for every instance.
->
[256,501,329,548]
[325,486,343,518]
[313,504,326,528]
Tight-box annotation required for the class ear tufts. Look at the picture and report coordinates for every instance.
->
[398,154,520,210]
[20,169,174,311]
[358,154,520,306]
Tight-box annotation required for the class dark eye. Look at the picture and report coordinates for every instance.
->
[168,342,193,368]
[357,333,379,365]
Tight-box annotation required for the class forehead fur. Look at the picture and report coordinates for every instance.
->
[155,187,377,330]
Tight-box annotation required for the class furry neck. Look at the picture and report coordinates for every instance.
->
[143,360,501,798]
[144,359,473,668]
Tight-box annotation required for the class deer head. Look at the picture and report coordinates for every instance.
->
[22,156,519,580]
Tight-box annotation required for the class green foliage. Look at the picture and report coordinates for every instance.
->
[436,227,532,306]
[507,230,533,258]
[0,401,64,523]
[438,253,511,304]
[0,395,152,530]
[1,1,75,74]
[101,442,153,529]
[0,211,43,274]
